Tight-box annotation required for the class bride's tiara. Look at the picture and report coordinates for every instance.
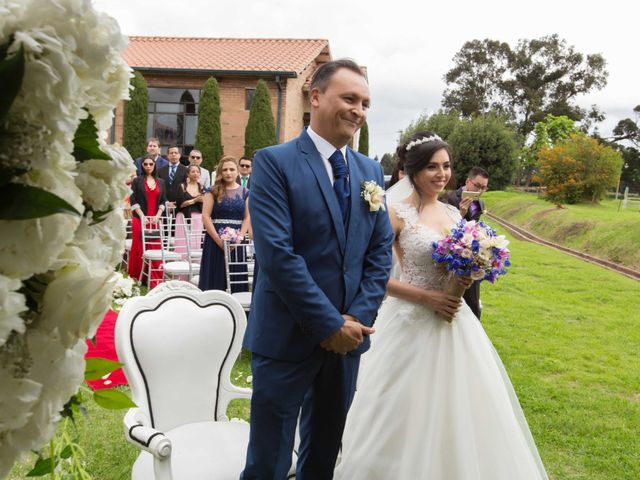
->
[405,134,442,151]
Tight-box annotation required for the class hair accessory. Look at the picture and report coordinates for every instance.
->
[405,134,442,151]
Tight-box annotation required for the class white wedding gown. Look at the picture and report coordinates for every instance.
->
[334,202,548,480]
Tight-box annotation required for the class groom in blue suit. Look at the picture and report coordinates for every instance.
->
[242,59,394,479]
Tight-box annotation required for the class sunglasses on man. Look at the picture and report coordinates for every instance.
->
[189,155,201,159]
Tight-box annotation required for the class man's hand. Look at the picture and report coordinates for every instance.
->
[320,315,375,355]
[459,197,473,217]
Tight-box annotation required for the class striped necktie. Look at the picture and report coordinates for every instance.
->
[169,164,176,183]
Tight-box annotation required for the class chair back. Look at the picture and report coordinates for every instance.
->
[223,241,255,293]
[115,284,247,432]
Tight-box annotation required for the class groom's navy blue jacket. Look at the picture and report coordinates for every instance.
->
[244,129,394,361]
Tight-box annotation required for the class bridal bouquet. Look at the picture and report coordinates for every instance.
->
[432,219,511,286]
[219,226,244,243]
[0,0,132,475]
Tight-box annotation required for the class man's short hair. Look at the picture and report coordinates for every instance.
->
[310,59,366,93]
[167,145,180,153]
[467,167,489,179]
[146,137,160,146]
[239,156,253,164]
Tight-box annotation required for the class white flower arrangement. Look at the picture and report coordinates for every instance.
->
[405,134,442,151]
[0,0,133,475]
[112,272,142,308]
[360,180,386,212]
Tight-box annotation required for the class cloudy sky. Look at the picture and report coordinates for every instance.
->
[95,0,638,158]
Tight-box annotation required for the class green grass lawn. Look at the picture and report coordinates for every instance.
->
[481,190,640,269]
[9,236,640,479]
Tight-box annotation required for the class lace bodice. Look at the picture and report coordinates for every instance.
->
[393,201,461,290]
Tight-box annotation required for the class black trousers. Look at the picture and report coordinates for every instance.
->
[464,279,481,319]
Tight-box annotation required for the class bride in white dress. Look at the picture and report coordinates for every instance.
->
[334,132,548,480]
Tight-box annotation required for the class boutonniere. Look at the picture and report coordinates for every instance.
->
[360,180,386,212]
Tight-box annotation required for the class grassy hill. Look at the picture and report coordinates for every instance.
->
[481,191,640,270]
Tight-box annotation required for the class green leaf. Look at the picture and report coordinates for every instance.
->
[59,444,73,459]
[0,43,24,123]
[93,389,136,410]
[84,357,122,381]
[26,456,57,477]
[89,207,114,225]
[0,183,80,219]
[72,113,111,162]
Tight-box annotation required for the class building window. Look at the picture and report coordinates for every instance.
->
[147,87,200,154]
[245,88,255,111]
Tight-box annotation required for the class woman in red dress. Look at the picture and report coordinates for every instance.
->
[127,155,167,287]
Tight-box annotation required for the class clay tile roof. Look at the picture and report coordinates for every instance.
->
[123,37,331,75]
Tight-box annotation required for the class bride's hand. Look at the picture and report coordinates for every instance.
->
[421,290,462,322]
[457,275,474,290]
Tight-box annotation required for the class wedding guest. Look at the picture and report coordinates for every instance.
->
[134,137,168,176]
[157,145,188,211]
[386,155,406,189]
[441,166,489,318]
[127,155,167,288]
[188,149,212,189]
[177,165,205,218]
[236,155,253,189]
[198,156,250,292]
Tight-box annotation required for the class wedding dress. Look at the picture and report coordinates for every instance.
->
[334,201,548,480]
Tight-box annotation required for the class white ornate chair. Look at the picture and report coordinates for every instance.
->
[115,281,254,479]
[223,241,255,312]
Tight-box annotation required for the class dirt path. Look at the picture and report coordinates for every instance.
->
[485,212,640,281]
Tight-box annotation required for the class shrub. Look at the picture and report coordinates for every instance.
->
[195,77,223,171]
[244,79,277,156]
[122,71,148,159]
[358,121,369,156]
[539,134,624,203]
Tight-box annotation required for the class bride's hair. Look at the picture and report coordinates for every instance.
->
[396,131,456,194]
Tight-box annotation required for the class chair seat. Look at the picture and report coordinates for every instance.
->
[143,250,181,261]
[189,275,200,286]
[164,261,200,274]
[232,292,252,309]
[132,421,250,480]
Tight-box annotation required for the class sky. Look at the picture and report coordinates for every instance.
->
[94,0,639,158]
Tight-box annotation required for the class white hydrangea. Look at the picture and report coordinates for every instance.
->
[0,275,27,346]
[0,0,133,474]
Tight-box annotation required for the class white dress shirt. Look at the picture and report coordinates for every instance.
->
[307,126,348,185]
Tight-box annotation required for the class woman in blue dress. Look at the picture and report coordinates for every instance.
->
[199,156,250,292]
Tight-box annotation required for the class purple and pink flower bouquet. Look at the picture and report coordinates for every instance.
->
[218,226,244,244]
[432,219,511,285]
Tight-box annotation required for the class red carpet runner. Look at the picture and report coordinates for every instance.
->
[85,309,128,390]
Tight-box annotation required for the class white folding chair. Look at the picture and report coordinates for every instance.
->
[123,216,133,270]
[223,241,254,312]
[163,216,201,283]
[141,216,180,288]
[115,284,272,479]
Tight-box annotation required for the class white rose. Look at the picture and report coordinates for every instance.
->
[40,256,116,348]
[0,330,86,476]
[0,275,27,346]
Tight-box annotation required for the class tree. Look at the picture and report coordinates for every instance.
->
[447,113,521,190]
[244,79,277,156]
[123,71,148,159]
[443,35,608,136]
[195,77,223,171]
[619,146,640,193]
[611,105,640,147]
[380,152,396,175]
[539,134,623,203]
[519,114,581,185]
[358,121,369,156]
[399,110,460,145]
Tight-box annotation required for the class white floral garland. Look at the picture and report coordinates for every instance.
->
[0,0,133,475]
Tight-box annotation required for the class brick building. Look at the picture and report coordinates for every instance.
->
[116,36,353,161]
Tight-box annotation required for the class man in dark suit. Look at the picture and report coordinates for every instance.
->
[134,137,168,176]
[442,166,489,319]
[242,59,393,479]
[236,156,253,189]
[157,145,188,210]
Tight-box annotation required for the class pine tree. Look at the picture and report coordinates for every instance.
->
[195,77,223,171]
[123,71,148,159]
[244,80,277,156]
[358,121,369,156]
